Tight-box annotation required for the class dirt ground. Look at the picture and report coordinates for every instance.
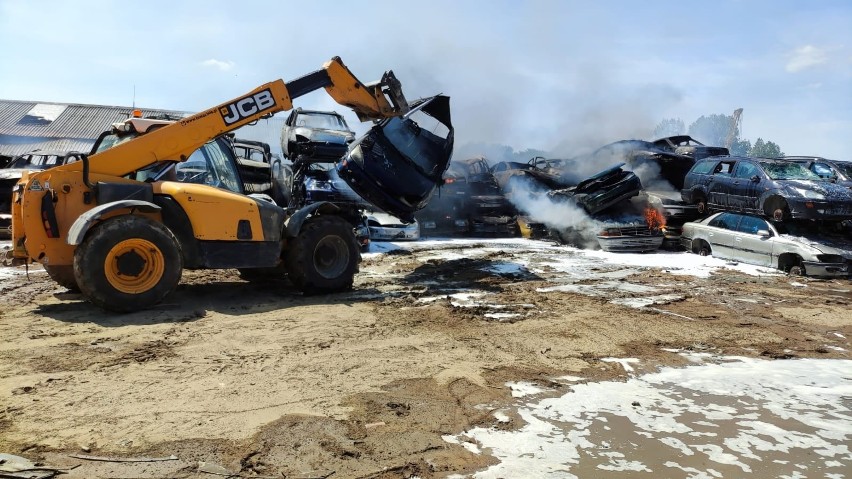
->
[1,239,850,478]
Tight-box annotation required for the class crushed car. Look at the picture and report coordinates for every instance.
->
[681,212,850,277]
[281,108,355,162]
[681,156,852,221]
[415,162,470,236]
[229,138,293,206]
[547,163,642,215]
[591,135,729,190]
[597,221,664,253]
[338,95,454,223]
[455,157,519,236]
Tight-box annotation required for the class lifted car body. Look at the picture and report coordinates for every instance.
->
[784,156,852,189]
[681,156,852,221]
[281,108,354,161]
[338,95,454,223]
[547,163,642,215]
[681,212,850,277]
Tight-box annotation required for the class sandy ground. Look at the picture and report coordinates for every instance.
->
[0,239,850,478]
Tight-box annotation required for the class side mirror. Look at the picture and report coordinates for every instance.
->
[751,175,761,183]
[757,229,771,238]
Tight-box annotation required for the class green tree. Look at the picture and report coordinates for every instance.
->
[730,138,751,156]
[688,114,735,147]
[748,138,784,158]
[652,118,685,138]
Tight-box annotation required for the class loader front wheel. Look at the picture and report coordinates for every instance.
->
[286,215,359,294]
[45,264,79,292]
[74,216,183,312]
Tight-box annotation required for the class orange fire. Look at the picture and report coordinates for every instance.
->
[644,206,666,230]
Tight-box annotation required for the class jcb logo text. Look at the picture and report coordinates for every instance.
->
[220,89,275,125]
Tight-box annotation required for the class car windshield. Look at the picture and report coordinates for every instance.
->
[296,113,348,131]
[760,162,820,180]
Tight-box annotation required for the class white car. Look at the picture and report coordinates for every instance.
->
[366,211,420,241]
[680,212,850,277]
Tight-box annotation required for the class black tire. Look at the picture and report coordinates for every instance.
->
[73,216,183,313]
[285,215,360,294]
[764,198,790,222]
[788,265,805,276]
[45,264,79,292]
[694,240,711,256]
[696,198,708,215]
[699,247,711,257]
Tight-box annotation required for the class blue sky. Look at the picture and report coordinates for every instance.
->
[1,0,850,158]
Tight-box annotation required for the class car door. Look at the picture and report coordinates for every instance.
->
[731,160,762,213]
[703,212,740,259]
[731,215,773,266]
[707,160,736,209]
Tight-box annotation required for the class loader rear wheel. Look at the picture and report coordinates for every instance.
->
[74,216,183,313]
[285,215,359,294]
[45,264,79,292]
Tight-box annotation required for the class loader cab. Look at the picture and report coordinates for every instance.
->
[92,120,245,195]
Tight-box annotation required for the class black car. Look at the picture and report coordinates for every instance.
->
[338,95,454,223]
[785,156,852,189]
[415,162,470,236]
[548,163,642,215]
[281,108,355,162]
[590,136,729,190]
[681,156,852,221]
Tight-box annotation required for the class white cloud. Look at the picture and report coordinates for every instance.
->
[201,58,235,71]
[785,45,828,73]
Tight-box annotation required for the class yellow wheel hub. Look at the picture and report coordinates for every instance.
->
[104,238,165,294]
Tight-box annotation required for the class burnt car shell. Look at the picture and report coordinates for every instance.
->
[597,223,663,253]
[548,163,642,215]
[337,95,453,223]
[282,109,355,161]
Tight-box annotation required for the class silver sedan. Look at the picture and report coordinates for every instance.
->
[680,212,850,277]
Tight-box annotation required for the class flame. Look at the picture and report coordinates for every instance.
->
[644,206,666,230]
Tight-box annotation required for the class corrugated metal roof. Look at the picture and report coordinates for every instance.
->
[0,99,189,140]
[0,138,95,157]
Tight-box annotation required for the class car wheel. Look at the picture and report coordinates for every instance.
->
[696,200,707,215]
[788,265,805,276]
[764,198,790,222]
[698,247,710,257]
[73,216,183,312]
[285,215,360,294]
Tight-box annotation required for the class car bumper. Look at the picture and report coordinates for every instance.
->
[295,142,348,160]
[470,216,519,236]
[788,199,852,220]
[368,226,420,241]
[598,235,664,253]
[802,261,849,278]
[419,218,469,236]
